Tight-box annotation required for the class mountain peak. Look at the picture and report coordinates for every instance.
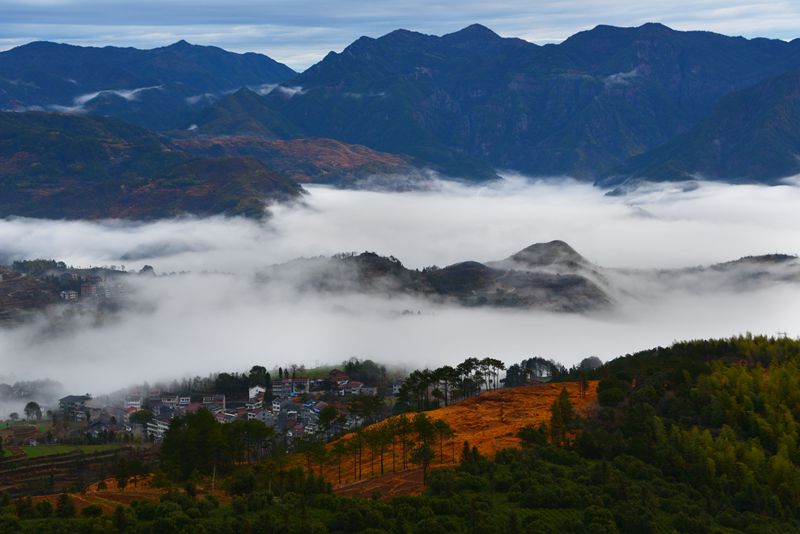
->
[565,21,677,46]
[587,22,674,34]
[381,28,428,41]
[638,22,674,32]
[167,39,193,49]
[444,24,501,41]
[10,40,69,53]
[509,240,588,267]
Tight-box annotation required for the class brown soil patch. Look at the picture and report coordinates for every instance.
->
[317,381,598,498]
[424,380,597,457]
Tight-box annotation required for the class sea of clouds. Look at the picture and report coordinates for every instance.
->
[1,176,800,396]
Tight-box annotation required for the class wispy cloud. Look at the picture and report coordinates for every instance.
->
[274,85,305,97]
[185,92,218,105]
[33,85,163,113]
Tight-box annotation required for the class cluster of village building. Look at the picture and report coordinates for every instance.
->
[56,272,126,302]
[56,369,398,445]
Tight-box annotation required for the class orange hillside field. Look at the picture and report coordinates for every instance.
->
[309,380,598,496]
[422,379,597,457]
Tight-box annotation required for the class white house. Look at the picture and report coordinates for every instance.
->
[202,394,226,410]
[248,385,266,400]
[146,419,170,441]
[124,396,143,410]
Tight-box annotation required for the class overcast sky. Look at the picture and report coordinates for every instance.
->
[1,0,799,70]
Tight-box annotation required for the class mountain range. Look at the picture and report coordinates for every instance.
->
[2,239,797,321]
[0,40,295,130]
[2,23,800,219]
[260,240,800,313]
[250,23,800,181]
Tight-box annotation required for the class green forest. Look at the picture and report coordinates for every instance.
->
[4,336,800,533]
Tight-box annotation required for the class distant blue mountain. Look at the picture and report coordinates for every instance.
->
[0,40,296,129]
[5,24,800,185]
[239,23,800,180]
[602,70,800,185]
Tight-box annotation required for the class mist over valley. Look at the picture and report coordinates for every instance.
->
[2,178,799,394]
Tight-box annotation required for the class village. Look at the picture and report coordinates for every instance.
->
[0,363,402,496]
[0,355,591,505]
[2,356,569,456]
[0,258,137,326]
[17,367,395,449]
[0,354,572,500]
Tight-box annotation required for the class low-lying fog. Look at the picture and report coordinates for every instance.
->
[2,177,800,395]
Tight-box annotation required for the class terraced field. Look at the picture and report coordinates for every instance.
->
[29,474,232,515]
[0,445,155,497]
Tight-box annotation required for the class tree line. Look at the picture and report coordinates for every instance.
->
[397,357,506,411]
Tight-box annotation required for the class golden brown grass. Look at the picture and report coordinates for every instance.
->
[311,381,598,498]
